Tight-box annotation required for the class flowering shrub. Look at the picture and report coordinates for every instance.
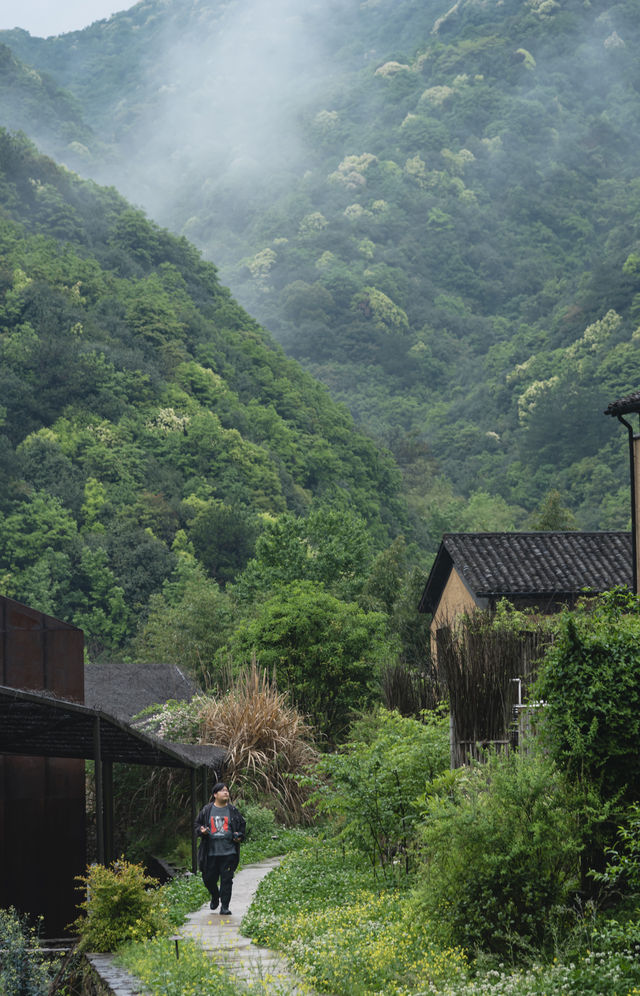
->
[70,858,168,951]
[0,907,58,996]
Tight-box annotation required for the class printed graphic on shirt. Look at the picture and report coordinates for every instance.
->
[210,814,230,836]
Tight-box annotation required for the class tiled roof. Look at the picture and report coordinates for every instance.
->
[85,657,198,720]
[419,532,632,613]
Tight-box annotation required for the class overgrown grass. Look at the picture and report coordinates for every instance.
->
[136,663,319,823]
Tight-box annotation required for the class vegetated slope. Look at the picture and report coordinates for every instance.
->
[2,0,640,531]
[0,43,98,159]
[0,128,405,652]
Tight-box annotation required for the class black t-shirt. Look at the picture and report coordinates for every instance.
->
[206,804,237,857]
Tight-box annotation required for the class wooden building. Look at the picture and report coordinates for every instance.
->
[418,531,633,765]
[419,531,632,657]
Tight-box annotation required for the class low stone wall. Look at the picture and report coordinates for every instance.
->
[83,954,148,996]
[40,950,146,996]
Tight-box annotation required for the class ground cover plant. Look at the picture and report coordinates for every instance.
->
[239,833,640,996]
[118,934,245,996]
[242,844,467,996]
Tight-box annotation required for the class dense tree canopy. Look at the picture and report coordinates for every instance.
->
[0,128,405,658]
[220,580,395,742]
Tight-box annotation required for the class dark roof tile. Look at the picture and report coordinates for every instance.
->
[419,532,632,612]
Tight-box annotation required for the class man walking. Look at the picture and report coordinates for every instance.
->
[195,781,246,915]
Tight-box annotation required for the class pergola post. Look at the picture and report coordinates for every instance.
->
[93,716,105,865]
[103,760,114,865]
[190,767,198,874]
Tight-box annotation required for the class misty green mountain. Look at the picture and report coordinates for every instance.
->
[0,127,407,654]
[2,0,639,538]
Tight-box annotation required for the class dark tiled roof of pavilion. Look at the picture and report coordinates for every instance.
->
[418,532,632,614]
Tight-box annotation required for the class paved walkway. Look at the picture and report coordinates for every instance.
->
[179,857,312,994]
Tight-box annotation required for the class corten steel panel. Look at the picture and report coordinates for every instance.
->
[43,757,86,936]
[0,753,86,936]
[46,628,84,702]
[0,755,46,920]
[3,629,45,690]
[0,596,86,936]
[1,597,84,701]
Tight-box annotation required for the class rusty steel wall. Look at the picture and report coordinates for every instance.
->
[0,596,86,937]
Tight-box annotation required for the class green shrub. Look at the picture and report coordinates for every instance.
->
[309,707,449,875]
[535,590,640,807]
[70,858,169,951]
[0,907,58,996]
[240,822,317,866]
[243,801,277,840]
[592,801,640,900]
[412,749,582,960]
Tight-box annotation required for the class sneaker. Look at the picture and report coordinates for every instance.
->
[219,906,231,915]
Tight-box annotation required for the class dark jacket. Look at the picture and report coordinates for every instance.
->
[194,801,246,871]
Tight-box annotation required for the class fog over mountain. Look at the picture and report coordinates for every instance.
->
[1,0,640,534]
[125,0,339,224]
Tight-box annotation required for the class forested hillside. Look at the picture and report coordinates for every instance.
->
[1,0,639,536]
[0,128,407,668]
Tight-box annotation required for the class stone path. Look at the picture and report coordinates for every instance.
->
[179,856,312,994]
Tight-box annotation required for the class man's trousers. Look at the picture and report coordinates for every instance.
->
[202,851,239,908]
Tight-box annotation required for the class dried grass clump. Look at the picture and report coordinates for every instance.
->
[197,662,318,824]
